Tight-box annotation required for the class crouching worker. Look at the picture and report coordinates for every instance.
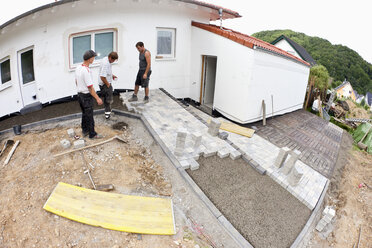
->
[98,51,118,119]
[128,41,151,103]
[75,50,103,139]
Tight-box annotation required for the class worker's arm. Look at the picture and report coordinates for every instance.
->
[100,76,111,87]
[88,86,103,105]
[143,51,151,79]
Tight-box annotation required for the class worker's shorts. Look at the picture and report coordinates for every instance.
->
[135,69,152,88]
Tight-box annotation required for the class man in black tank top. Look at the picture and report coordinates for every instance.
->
[128,41,152,103]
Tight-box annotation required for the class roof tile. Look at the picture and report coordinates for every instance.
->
[192,21,310,66]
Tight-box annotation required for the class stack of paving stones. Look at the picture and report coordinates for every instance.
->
[316,206,336,232]
[120,89,328,210]
[208,119,221,136]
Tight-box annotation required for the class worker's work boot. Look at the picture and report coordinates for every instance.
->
[143,96,149,104]
[128,94,138,102]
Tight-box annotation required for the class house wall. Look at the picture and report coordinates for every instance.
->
[274,39,302,59]
[336,83,356,100]
[247,49,310,122]
[190,27,310,123]
[190,26,255,121]
[0,0,212,117]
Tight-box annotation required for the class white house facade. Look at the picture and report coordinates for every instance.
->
[0,0,310,124]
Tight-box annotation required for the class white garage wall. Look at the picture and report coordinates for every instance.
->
[190,27,310,123]
[190,26,255,121]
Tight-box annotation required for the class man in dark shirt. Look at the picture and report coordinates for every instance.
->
[128,41,151,103]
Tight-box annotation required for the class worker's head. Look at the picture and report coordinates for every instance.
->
[108,52,118,63]
[83,50,97,64]
[135,42,145,53]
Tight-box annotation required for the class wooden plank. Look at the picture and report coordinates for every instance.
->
[43,182,175,235]
[3,140,20,166]
[208,120,255,138]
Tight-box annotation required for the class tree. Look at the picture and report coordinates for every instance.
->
[310,65,330,89]
[331,80,342,89]
[361,98,366,106]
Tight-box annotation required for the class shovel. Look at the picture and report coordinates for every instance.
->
[0,140,15,158]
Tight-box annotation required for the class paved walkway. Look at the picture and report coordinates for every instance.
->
[252,110,344,178]
[120,90,329,210]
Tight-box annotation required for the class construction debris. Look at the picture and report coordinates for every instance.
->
[54,135,127,157]
[67,128,75,138]
[316,206,335,232]
[60,139,71,149]
[3,140,20,166]
[96,184,114,192]
[73,139,85,149]
[84,169,96,190]
[0,139,14,158]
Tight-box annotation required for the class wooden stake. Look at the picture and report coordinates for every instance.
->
[3,140,20,166]
[271,95,274,119]
[262,100,266,126]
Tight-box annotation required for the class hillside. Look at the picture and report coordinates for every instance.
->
[252,30,372,94]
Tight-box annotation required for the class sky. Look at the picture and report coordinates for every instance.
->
[0,0,371,64]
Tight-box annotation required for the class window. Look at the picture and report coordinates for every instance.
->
[70,29,116,66]
[156,28,176,59]
[20,50,35,84]
[0,57,11,84]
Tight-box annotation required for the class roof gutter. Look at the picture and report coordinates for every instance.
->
[0,0,241,31]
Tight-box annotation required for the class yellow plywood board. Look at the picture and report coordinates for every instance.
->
[208,119,255,138]
[43,182,175,235]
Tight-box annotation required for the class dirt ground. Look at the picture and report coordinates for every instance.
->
[345,100,371,119]
[0,116,238,248]
[188,156,311,248]
[307,146,372,247]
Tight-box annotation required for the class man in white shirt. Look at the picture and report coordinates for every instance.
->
[98,52,118,119]
[75,50,103,139]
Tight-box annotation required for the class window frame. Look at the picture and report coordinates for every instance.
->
[69,28,118,69]
[156,27,176,60]
[0,56,12,91]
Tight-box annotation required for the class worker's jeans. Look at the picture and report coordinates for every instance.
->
[78,93,97,138]
[99,84,113,115]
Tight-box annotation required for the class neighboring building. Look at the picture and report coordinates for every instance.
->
[334,80,357,101]
[271,35,317,67]
[366,92,372,110]
[0,0,310,124]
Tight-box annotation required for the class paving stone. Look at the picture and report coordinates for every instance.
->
[230,150,241,160]
[281,149,301,175]
[67,128,75,138]
[287,165,304,186]
[60,139,71,149]
[274,147,291,168]
[218,132,229,140]
[179,160,190,170]
[73,139,85,149]
[189,159,200,171]
[217,149,230,158]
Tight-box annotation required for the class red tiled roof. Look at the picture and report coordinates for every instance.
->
[192,21,310,66]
